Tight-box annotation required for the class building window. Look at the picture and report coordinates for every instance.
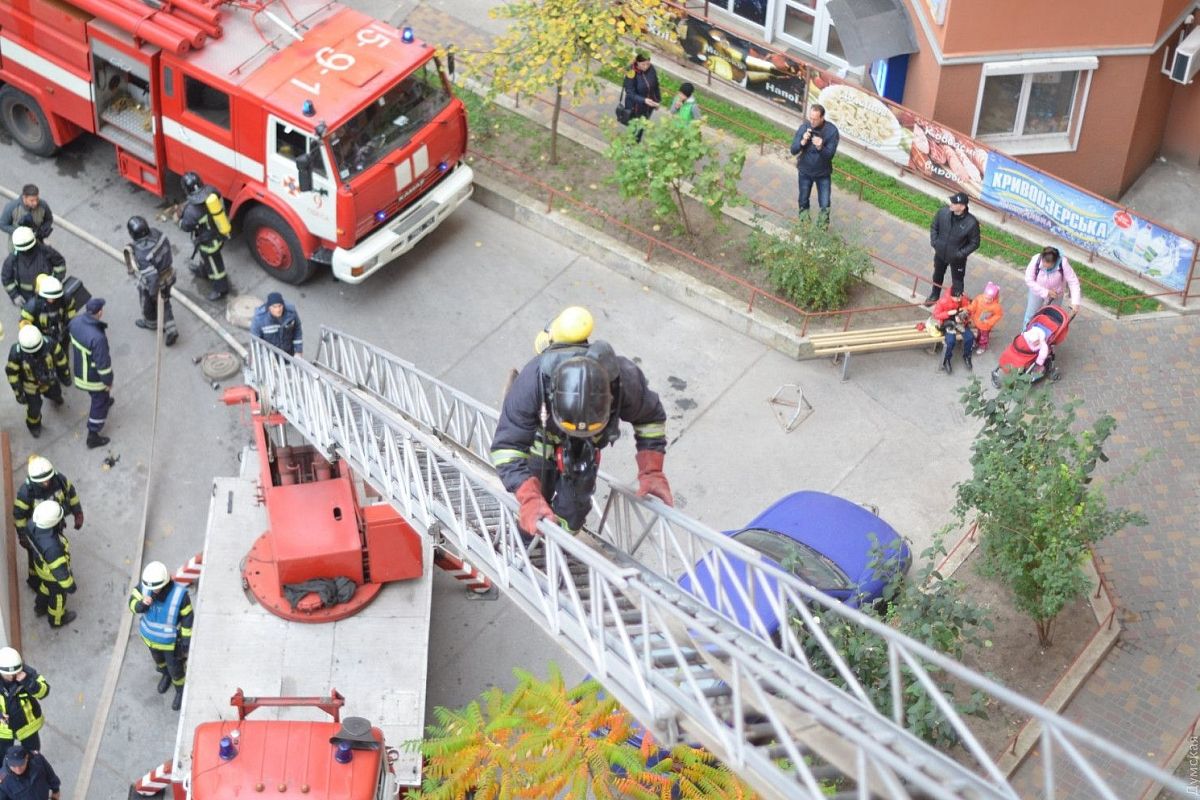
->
[973,57,1097,154]
[774,0,852,69]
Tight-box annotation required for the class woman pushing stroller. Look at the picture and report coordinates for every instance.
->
[1024,246,1081,327]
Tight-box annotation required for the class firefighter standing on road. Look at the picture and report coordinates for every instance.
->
[67,298,113,449]
[0,184,54,250]
[20,276,75,350]
[129,561,193,711]
[26,501,76,629]
[178,172,231,301]
[250,292,303,357]
[490,307,673,536]
[5,326,69,438]
[125,215,179,346]
[12,456,82,593]
[0,648,49,764]
[1,228,65,307]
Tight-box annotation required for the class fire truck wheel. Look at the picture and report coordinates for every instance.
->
[244,206,314,285]
[0,87,57,157]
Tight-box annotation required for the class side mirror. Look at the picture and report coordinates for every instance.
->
[447,50,455,76]
[295,152,314,193]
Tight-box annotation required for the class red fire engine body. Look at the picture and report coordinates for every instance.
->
[129,386,433,798]
[0,0,473,284]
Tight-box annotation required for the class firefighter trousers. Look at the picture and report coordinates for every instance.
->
[139,286,178,339]
[197,245,229,294]
[35,579,69,627]
[21,383,63,429]
[531,457,597,532]
[85,389,111,433]
[150,645,187,687]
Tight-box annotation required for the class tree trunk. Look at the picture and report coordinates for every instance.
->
[673,184,692,235]
[550,81,563,165]
[1036,616,1055,647]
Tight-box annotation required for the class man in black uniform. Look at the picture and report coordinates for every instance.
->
[177,172,230,301]
[67,298,114,449]
[1,229,65,307]
[12,456,83,592]
[5,326,69,438]
[0,745,61,800]
[125,215,179,346]
[490,307,673,535]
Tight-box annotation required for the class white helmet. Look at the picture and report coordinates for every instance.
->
[27,455,55,483]
[31,499,63,529]
[17,324,43,353]
[141,561,171,591]
[0,647,21,676]
[11,226,36,252]
[36,274,63,300]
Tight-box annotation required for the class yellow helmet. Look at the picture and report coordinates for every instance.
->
[534,306,594,354]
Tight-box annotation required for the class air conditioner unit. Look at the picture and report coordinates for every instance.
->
[1170,26,1200,84]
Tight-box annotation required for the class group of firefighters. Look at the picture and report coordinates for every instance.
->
[1,174,675,796]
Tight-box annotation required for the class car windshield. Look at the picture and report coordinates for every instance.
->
[731,528,851,590]
[328,61,450,179]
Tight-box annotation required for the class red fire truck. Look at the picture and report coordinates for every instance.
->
[129,385,433,798]
[0,0,473,284]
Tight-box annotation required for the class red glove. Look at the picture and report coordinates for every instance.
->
[635,450,673,507]
[515,477,554,535]
[73,512,84,531]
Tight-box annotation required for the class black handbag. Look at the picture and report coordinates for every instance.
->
[615,86,632,126]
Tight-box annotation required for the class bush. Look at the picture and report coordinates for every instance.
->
[747,220,874,311]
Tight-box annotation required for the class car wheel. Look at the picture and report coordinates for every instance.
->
[0,87,57,157]
[243,206,315,285]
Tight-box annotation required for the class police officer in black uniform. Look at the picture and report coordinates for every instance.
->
[490,307,673,535]
[0,745,61,800]
[125,216,179,346]
[177,172,230,301]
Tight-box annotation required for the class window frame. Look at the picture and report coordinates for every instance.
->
[971,56,1098,156]
[182,73,232,131]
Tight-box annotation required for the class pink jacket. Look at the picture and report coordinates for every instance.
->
[1025,253,1081,308]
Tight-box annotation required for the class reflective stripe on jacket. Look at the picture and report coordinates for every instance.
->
[67,313,112,391]
[133,583,192,649]
[0,668,49,740]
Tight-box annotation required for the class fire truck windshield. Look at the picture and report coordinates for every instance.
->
[329,61,450,179]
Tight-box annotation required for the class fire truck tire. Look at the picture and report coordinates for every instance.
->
[0,87,57,157]
[243,206,315,285]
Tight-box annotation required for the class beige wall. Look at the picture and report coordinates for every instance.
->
[940,1,1168,55]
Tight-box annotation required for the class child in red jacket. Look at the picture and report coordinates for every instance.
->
[931,288,973,374]
[967,281,1004,353]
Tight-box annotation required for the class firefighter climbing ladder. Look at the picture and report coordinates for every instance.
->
[245,328,1185,800]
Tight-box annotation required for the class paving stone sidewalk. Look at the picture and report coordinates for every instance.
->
[411,4,1200,794]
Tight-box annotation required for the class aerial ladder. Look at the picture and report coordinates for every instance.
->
[242,328,1187,800]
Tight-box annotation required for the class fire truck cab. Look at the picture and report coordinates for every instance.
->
[0,0,472,284]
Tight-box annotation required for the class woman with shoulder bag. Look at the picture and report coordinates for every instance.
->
[620,51,660,141]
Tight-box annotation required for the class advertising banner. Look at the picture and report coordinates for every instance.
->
[660,16,807,114]
[982,154,1195,291]
[807,69,911,166]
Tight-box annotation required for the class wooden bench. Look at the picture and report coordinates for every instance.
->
[808,322,941,380]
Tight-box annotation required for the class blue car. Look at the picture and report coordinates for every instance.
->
[679,491,912,635]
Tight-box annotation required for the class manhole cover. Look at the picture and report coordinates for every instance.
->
[225,294,260,330]
[201,351,242,381]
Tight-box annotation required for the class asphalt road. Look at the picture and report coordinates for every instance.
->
[0,76,976,799]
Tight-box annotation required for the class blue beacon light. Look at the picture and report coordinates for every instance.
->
[302,100,316,117]
[334,741,353,764]
[401,26,414,43]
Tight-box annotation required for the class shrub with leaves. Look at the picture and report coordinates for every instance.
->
[606,115,746,234]
[463,0,671,163]
[954,373,1145,646]
[793,538,990,748]
[409,664,755,800]
[746,220,873,311]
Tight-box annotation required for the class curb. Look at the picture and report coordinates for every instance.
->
[469,171,810,359]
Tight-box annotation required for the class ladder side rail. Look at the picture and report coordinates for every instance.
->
[277,338,1195,799]
[251,341,1022,800]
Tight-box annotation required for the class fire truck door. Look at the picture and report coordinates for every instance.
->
[267,117,336,242]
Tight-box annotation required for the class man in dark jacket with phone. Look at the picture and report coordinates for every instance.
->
[789,103,839,226]
[926,192,980,304]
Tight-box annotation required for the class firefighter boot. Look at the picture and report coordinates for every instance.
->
[26,422,41,438]
[172,685,184,711]
[157,672,172,694]
[135,318,155,331]
[87,432,111,449]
